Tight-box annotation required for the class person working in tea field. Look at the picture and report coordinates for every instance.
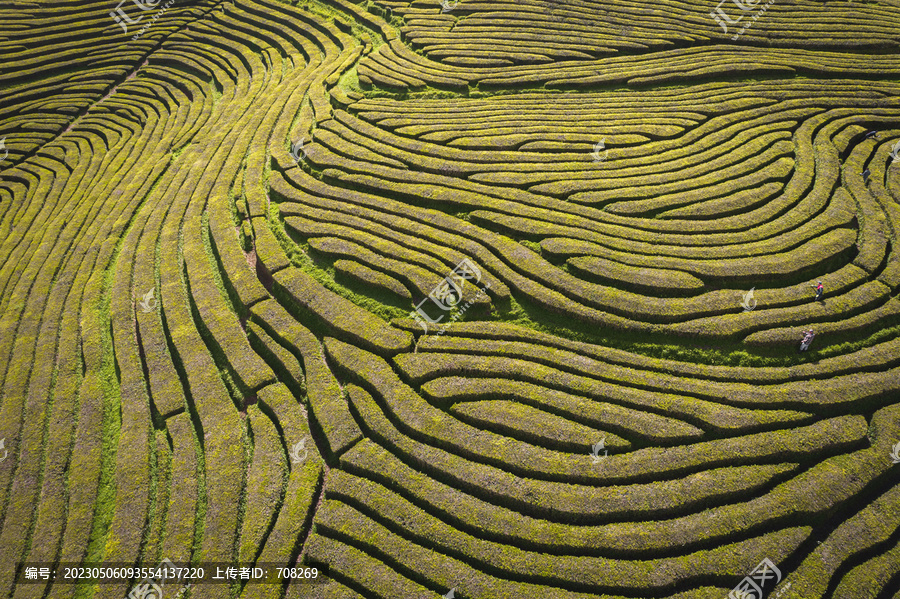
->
[800,330,815,352]
[812,280,824,301]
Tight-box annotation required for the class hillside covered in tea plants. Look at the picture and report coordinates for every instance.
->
[1,0,900,597]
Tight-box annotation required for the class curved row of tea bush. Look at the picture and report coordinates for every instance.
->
[0,1,360,597]
[281,82,900,356]
[3,0,900,596]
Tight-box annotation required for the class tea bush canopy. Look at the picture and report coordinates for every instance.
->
[0,0,899,597]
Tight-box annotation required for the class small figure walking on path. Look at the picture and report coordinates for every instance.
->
[800,329,815,352]
[813,280,824,301]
